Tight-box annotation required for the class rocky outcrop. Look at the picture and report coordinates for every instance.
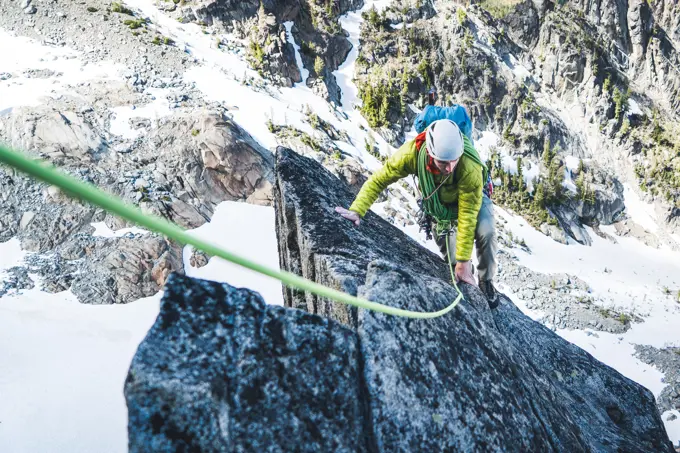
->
[551,0,680,114]
[0,184,185,302]
[12,108,107,162]
[383,0,437,24]
[635,345,680,416]
[245,8,302,87]
[647,0,680,47]
[148,111,275,227]
[0,224,183,304]
[125,147,674,452]
[3,106,275,230]
[69,234,183,305]
[0,164,98,251]
[125,274,369,453]
[567,186,626,227]
[194,0,300,28]
[1,103,271,303]
[504,0,541,48]
[194,0,361,103]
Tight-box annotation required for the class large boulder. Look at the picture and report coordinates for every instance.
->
[145,110,276,228]
[125,274,370,453]
[69,234,183,305]
[7,107,107,162]
[125,147,673,452]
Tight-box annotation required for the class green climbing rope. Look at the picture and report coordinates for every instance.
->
[417,145,456,224]
[0,144,464,319]
[416,145,455,237]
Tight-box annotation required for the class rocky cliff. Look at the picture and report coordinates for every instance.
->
[1,0,678,448]
[351,0,680,244]
[125,147,674,452]
[190,0,363,103]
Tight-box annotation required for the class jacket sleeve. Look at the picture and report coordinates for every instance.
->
[349,141,417,217]
[455,161,483,261]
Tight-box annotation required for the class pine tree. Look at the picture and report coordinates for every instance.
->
[400,70,409,114]
[502,171,510,190]
[314,56,325,79]
[366,6,380,27]
[515,156,525,192]
[576,174,596,205]
[576,172,586,200]
[533,179,546,208]
[257,1,266,29]
[360,84,379,127]
[548,159,564,203]
[488,151,498,178]
[542,137,554,167]
[586,184,595,205]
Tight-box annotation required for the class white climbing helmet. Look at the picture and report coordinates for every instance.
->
[425,119,465,162]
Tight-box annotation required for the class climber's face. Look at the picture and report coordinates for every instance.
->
[433,157,459,175]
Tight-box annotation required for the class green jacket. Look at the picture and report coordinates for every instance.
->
[349,136,483,261]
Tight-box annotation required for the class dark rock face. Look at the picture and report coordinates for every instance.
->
[668,207,680,231]
[274,147,672,451]
[194,0,300,27]
[126,273,370,453]
[505,0,541,48]
[567,186,626,227]
[247,10,303,88]
[549,159,625,241]
[126,147,673,452]
[275,147,447,324]
[553,205,593,245]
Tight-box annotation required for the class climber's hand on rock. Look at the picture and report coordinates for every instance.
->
[455,261,477,286]
[335,207,361,226]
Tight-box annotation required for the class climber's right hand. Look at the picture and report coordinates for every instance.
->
[335,207,361,227]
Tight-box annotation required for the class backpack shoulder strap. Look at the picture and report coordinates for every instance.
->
[462,136,488,184]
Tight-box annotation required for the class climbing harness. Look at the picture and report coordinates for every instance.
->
[0,144,465,319]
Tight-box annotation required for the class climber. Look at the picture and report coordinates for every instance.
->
[335,119,499,308]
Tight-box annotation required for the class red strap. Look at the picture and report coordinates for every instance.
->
[415,131,427,151]
[415,131,441,175]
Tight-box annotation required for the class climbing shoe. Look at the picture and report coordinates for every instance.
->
[479,280,499,309]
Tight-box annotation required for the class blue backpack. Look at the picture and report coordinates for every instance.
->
[414,105,474,143]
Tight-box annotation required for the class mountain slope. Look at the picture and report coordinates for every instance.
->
[0,0,679,449]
